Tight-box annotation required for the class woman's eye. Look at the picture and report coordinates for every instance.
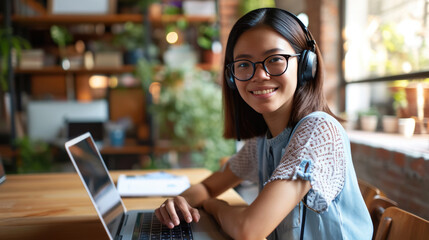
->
[237,62,250,68]
[268,56,284,63]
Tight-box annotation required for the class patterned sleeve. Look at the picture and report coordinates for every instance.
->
[226,138,259,183]
[266,115,347,212]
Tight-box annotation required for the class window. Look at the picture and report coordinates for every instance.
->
[342,0,429,132]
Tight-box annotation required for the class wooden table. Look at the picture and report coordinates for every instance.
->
[0,168,246,240]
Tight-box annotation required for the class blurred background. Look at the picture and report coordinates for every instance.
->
[0,0,428,219]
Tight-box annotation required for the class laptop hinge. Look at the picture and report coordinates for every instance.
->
[123,214,129,226]
[115,214,128,240]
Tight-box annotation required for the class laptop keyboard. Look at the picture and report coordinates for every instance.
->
[136,212,193,240]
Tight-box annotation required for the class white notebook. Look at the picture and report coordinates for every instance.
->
[116,171,191,197]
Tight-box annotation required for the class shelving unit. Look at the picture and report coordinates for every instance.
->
[0,0,223,171]
[14,65,136,74]
[11,14,215,25]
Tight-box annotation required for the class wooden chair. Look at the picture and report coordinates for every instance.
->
[374,207,429,240]
[358,179,385,208]
[368,196,398,239]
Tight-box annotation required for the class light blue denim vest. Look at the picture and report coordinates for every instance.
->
[257,111,373,239]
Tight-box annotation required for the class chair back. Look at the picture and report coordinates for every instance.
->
[368,196,397,239]
[358,179,384,208]
[374,207,429,240]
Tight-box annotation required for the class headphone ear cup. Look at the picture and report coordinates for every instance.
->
[298,50,317,87]
[225,69,237,90]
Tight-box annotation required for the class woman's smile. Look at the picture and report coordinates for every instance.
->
[250,87,278,97]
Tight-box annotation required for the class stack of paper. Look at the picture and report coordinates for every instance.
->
[116,171,190,197]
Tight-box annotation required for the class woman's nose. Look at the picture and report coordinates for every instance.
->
[252,63,270,81]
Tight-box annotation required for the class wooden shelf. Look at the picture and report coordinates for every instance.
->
[14,65,135,75]
[12,14,215,26]
[14,64,215,75]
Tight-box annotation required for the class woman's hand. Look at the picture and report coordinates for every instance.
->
[154,196,201,229]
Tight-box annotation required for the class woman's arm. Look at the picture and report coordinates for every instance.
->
[155,163,242,228]
[203,178,311,240]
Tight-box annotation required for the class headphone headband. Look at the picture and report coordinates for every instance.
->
[281,10,316,51]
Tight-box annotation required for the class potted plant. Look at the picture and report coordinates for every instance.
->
[50,25,73,70]
[359,107,379,132]
[0,27,31,92]
[382,115,398,133]
[15,136,52,173]
[113,21,160,65]
[197,23,221,65]
[239,0,275,15]
[113,22,145,64]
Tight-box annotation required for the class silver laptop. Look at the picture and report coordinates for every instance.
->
[65,132,230,240]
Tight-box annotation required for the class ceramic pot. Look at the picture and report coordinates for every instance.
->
[360,115,378,132]
[382,115,398,133]
[398,118,415,137]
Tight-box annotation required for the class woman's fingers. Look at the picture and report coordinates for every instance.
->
[158,202,175,229]
[154,196,201,228]
[165,199,180,226]
[174,196,198,223]
[174,196,191,223]
[189,207,201,223]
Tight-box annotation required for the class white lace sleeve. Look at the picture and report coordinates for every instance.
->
[227,138,259,182]
[267,115,346,212]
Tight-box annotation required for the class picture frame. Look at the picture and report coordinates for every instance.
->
[48,0,117,15]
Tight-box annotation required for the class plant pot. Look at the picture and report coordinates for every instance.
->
[398,118,415,137]
[382,115,398,133]
[124,48,144,65]
[360,115,378,132]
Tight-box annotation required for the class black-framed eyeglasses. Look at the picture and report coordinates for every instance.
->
[227,54,300,81]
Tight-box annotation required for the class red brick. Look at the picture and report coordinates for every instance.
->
[350,142,359,152]
[376,147,392,162]
[409,158,426,178]
[393,152,406,168]
[360,144,373,155]
[407,201,429,219]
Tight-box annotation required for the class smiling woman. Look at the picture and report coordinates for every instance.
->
[153,8,373,240]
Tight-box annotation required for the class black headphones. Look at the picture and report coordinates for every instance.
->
[226,9,317,90]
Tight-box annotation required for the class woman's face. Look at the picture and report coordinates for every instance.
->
[233,25,298,117]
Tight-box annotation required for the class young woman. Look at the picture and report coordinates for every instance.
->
[155,8,373,240]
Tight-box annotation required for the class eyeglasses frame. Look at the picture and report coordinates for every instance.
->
[227,53,301,81]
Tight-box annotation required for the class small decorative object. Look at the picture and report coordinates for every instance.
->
[398,118,415,137]
[48,0,117,15]
[382,115,398,133]
[183,1,216,16]
[19,49,45,69]
[94,51,123,67]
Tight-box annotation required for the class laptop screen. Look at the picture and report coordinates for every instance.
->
[65,133,124,239]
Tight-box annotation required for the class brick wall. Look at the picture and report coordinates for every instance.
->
[351,142,429,220]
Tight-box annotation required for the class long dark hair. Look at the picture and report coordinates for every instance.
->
[223,8,338,140]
